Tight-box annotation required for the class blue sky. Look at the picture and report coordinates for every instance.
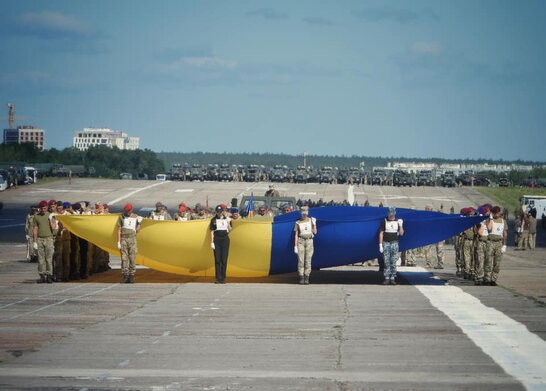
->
[1,0,545,161]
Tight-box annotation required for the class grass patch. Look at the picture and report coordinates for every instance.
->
[475,187,546,212]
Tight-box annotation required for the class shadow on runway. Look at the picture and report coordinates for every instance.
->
[59,266,450,286]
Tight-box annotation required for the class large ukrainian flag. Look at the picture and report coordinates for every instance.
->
[57,207,485,277]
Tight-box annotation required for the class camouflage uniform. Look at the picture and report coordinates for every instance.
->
[486,217,508,284]
[149,209,172,221]
[25,212,37,262]
[294,215,316,282]
[434,240,445,268]
[33,212,55,281]
[474,221,489,283]
[423,245,433,268]
[461,227,474,279]
[118,213,142,282]
[454,233,464,276]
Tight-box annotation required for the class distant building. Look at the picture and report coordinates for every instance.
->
[73,128,140,151]
[3,126,45,150]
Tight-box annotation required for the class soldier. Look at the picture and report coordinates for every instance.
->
[423,205,434,268]
[528,209,537,250]
[485,206,507,286]
[379,206,404,285]
[173,202,191,221]
[294,206,317,285]
[265,185,280,197]
[60,202,72,281]
[474,206,490,285]
[280,204,291,214]
[210,205,232,284]
[461,208,476,279]
[32,200,56,283]
[149,202,172,220]
[50,201,67,282]
[25,205,38,263]
[117,203,142,283]
[516,213,529,250]
[69,202,82,280]
[229,207,240,220]
[191,204,207,220]
[47,199,57,214]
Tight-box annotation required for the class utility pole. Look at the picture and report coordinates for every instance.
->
[303,152,307,168]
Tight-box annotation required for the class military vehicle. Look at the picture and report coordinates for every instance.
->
[306,167,320,183]
[120,172,133,180]
[170,163,185,181]
[347,167,362,184]
[218,164,236,181]
[498,177,511,187]
[441,171,456,187]
[189,163,205,181]
[206,164,219,181]
[371,169,387,186]
[393,169,414,187]
[294,166,309,183]
[270,164,288,182]
[456,171,473,186]
[243,164,262,182]
[473,173,491,187]
[417,170,434,186]
[319,166,337,184]
[336,168,350,184]
[50,164,95,177]
[239,195,297,217]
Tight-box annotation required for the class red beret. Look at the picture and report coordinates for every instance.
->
[124,203,133,212]
[491,206,501,214]
[38,200,48,208]
[48,199,57,205]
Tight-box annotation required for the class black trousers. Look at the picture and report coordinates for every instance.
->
[213,235,230,282]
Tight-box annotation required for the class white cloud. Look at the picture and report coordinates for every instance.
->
[16,11,93,38]
[411,41,442,54]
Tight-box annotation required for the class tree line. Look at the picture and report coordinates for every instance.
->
[0,143,164,179]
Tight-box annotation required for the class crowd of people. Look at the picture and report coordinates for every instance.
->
[26,194,535,287]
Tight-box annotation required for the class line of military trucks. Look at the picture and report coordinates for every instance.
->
[166,163,544,188]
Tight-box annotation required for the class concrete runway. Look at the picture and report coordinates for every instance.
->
[0,179,545,390]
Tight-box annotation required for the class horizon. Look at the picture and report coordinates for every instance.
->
[1,1,545,161]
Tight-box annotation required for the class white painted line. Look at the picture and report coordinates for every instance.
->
[27,189,109,194]
[299,192,316,195]
[347,185,355,205]
[0,224,25,229]
[175,189,194,193]
[136,350,146,355]
[162,331,171,337]
[107,181,171,206]
[404,270,546,391]
[118,359,130,367]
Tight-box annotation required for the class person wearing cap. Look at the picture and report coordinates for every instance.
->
[173,203,190,221]
[149,201,172,221]
[485,206,508,286]
[281,204,291,215]
[527,209,537,250]
[50,201,68,282]
[378,206,404,285]
[32,200,57,283]
[422,205,434,268]
[47,199,57,214]
[461,208,476,279]
[474,205,491,285]
[59,202,73,281]
[191,204,207,220]
[265,185,280,197]
[229,207,240,220]
[210,205,232,284]
[117,203,143,283]
[294,206,317,285]
[25,205,38,263]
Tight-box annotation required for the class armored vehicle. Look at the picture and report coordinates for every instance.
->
[270,164,288,182]
[498,177,511,187]
[189,164,205,181]
[393,169,413,187]
[294,166,309,183]
[441,171,456,187]
[347,167,362,184]
[243,164,262,182]
[239,195,297,217]
[417,170,434,186]
[170,163,184,181]
[218,164,235,181]
[371,169,387,186]
[206,164,219,181]
[457,171,473,186]
[319,166,337,184]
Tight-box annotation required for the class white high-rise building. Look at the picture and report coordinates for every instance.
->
[73,128,140,151]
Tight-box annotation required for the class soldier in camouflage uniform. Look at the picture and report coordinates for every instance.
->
[191,204,208,220]
[474,206,490,285]
[33,200,56,283]
[117,203,142,283]
[485,206,508,286]
[25,205,38,263]
[149,201,172,220]
[173,203,191,221]
[461,208,476,280]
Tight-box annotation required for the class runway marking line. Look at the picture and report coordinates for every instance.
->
[0,283,86,310]
[402,267,546,391]
[107,181,171,206]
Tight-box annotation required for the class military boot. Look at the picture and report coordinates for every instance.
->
[128,275,134,284]
[37,275,46,284]
[46,275,53,284]
[304,275,310,285]
[299,276,304,285]
[121,275,129,284]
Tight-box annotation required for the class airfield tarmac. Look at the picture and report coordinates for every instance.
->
[0,179,545,390]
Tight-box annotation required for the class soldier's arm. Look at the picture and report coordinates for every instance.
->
[33,224,38,242]
[399,225,404,237]
[294,225,299,246]
[379,231,384,245]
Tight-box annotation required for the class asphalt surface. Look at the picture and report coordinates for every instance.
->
[0,179,545,390]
